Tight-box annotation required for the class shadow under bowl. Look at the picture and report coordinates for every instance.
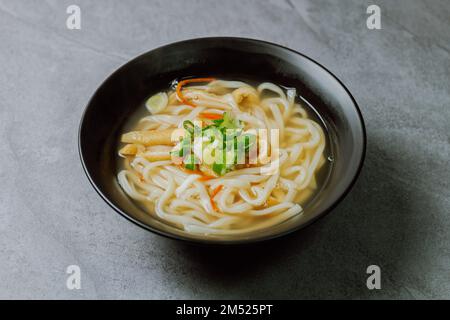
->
[78,37,366,245]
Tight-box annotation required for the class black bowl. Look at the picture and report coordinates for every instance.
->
[79,37,366,245]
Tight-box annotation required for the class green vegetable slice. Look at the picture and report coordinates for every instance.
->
[145,92,168,114]
[184,154,196,171]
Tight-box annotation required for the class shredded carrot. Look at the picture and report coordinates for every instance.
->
[210,198,219,212]
[176,77,215,107]
[198,175,216,181]
[199,112,223,120]
[182,168,203,175]
[209,185,223,212]
[211,185,224,198]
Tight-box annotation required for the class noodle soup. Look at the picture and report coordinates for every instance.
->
[117,78,332,235]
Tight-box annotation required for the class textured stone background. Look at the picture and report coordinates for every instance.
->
[0,0,449,299]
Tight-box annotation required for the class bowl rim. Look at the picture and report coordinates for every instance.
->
[78,36,367,245]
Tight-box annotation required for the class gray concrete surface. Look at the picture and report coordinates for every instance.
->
[0,0,449,299]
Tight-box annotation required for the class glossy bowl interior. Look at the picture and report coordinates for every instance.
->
[79,37,366,244]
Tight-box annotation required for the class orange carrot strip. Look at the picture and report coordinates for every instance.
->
[199,112,223,120]
[209,185,223,212]
[211,185,224,198]
[198,175,216,181]
[210,198,219,212]
[176,77,215,107]
[183,168,203,175]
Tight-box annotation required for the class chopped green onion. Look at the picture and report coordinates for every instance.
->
[196,112,251,176]
[212,162,226,176]
[221,112,240,130]
[170,149,181,158]
[180,137,193,157]
[184,154,196,171]
[183,120,195,135]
